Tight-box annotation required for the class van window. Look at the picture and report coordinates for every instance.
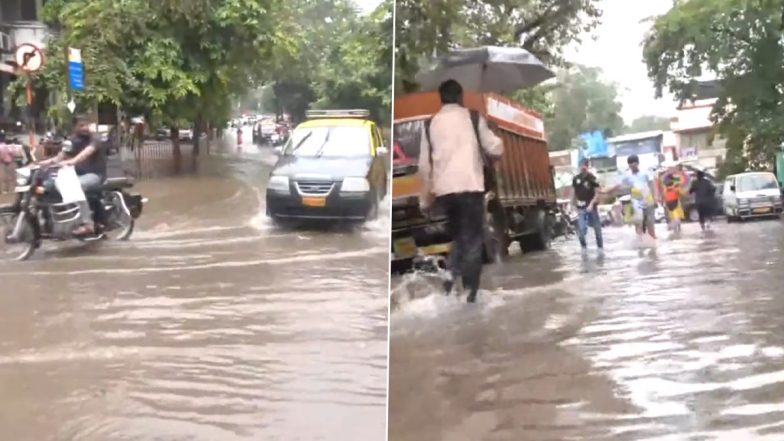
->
[737,174,779,192]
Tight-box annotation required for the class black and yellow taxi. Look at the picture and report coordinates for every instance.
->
[265,109,388,223]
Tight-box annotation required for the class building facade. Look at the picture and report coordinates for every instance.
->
[669,81,726,174]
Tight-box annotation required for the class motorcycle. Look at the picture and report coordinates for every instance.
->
[0,144,146,261]
[554,199,576,237]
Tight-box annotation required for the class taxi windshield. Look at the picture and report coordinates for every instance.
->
[284,125,369,158]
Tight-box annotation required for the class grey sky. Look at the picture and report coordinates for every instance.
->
[354,0,383,13]
[565,0,676,123]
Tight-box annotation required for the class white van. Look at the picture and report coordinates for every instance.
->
[722,172,783,221]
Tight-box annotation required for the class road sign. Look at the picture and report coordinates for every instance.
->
[15,43,44,72]
[68,47,84,92]
[66,99,76,113]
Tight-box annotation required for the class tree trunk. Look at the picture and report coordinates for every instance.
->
[193,119,202,157]
[170,126,181,158]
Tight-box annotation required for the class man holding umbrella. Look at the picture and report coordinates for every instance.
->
[418,79,503,303]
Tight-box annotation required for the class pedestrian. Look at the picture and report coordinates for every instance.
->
[236,126,243,145]
[689,170,716,231]
[608,155,657,243]
[418,79,503,303]
[660,161,687,233]
[572,158,603,251]
[661,174,684,233]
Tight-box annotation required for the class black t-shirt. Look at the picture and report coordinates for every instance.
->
[66,133,106,178]
[690,178,715,204]
[572,171,600,207]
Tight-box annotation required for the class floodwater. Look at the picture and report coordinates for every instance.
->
[0,137,389,441]
[389,220,784,441]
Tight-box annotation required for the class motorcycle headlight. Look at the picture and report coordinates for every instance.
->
[341,177,370,193]
[267,175,290,194]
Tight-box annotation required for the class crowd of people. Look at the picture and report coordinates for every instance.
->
[571,155,719,252]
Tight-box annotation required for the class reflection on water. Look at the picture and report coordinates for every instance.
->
[390,221,784,441]
[0,145,389,441]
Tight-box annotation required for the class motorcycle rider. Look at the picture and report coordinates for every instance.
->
[38,115,107,236]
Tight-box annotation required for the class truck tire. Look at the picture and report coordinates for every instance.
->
[519,209,552,253]
[482,208,508,264]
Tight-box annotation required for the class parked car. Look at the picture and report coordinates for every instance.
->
[722,171,783,221]
[178,128,193,142]
[265,109,388,224]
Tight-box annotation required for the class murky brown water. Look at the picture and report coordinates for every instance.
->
[0,138,389,441]
[390,220,784,441]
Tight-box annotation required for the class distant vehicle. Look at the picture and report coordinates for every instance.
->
[265,109,389,224]
[253,120,277,144]
[178,128,193,142]
[722,171,783,221]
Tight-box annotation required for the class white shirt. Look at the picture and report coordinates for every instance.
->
[418,104,503,203]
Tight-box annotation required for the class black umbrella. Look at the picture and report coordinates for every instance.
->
[415,46,555,94]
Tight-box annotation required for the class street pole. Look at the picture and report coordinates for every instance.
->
[25,72,36,161]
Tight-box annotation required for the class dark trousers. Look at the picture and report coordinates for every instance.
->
[438,192,485,297]
[696,201,713,226]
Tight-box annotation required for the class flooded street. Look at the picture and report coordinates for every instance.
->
[390,220,784,441]
[0,139,389,441]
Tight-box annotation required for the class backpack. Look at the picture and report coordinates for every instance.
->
[423,109,493,186]
[664,185,680,210]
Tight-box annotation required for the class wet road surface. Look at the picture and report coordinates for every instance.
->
[389,220,784,441]
[0,137,389,441]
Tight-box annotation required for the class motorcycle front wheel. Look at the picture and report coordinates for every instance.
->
[0,208,36,261]
[103,193,135,241]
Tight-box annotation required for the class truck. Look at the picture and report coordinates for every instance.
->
[391,90,558,272]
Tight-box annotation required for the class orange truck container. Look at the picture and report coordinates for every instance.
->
[391,90,557,271]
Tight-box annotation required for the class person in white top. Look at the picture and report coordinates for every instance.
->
[418,79,503,303]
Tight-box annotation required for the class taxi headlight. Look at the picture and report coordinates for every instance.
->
[267,175,290,194]
[341,177,370,193]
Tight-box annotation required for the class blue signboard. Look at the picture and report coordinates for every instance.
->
[68,48,84,92]
[580,130,612,160]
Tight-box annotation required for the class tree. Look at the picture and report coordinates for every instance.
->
[311,0,393,125]
[395,0,602,93]
[11,0,292,155]
[643,0,784,171]
[546,66,624,151]
[622,115,671,134]
[259,0,392,125]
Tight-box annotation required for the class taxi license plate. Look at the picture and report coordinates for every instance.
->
[302,197,326,207]
[393,237,417,259]
[753,207,771,214]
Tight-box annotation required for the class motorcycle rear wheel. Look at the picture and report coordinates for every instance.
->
[104,193,135,241]
[0,210,36,261]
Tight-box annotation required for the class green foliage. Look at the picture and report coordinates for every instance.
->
[644,0,784,170]
[622,115,671,134]
[394,0,602,93]
[546,66,624,151]
[262,0,392,126]
[11,0,292,132]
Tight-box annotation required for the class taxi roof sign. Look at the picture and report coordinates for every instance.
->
[306,109,370,119]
